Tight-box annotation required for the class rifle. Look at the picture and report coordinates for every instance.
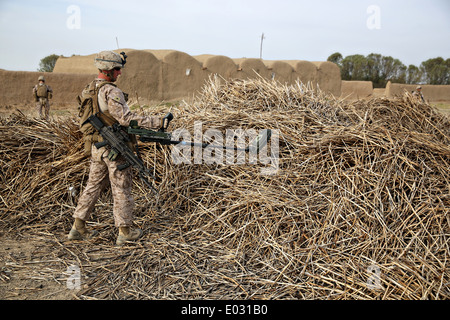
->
[84,112,272,194]
[84,114,159,194]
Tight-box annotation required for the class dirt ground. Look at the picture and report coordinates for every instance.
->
[0,236,80,300]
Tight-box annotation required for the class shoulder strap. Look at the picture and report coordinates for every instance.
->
[92,81,118,126]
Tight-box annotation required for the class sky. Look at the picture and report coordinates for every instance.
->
[0,0,449,71]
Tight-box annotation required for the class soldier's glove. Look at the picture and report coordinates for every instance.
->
[159,112,173,132]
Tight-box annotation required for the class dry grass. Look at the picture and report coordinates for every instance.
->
[1,76,449,300]
[434,102,450,115]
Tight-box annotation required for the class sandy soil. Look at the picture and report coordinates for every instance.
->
[0,236,80,300]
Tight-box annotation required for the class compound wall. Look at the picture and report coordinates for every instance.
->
[2,49,345,107]
[340,80,373,100]
[0,69,96,107]
[385,81,450,102]
[52,49,343,102]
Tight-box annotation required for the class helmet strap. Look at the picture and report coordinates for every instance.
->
[99,69,115,81]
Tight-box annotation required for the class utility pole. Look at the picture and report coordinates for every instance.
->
[260,33,265,59]
[116,36,120,49]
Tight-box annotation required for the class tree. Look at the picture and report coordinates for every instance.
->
[380,56,406,85]
[406,64,422,84]
[420,57,450,85]
[328,52,409,87]
[327,52,343,68]
[340,54,368,81]
[328,52,449,85]
[38,54,60,72]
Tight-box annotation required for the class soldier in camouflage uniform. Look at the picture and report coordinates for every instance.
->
[412,86,425,103]
[68,51,164,245]
[33,76,53,120]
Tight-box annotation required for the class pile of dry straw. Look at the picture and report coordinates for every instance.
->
[0,76,449,299]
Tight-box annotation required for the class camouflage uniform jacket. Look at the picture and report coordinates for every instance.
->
[95,79,160,129]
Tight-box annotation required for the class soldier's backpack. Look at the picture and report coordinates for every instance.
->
[76,80,117,156]
[36,84,49,98]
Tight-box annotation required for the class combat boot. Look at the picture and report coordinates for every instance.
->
[116,227,143,245]
[68,218,98,240]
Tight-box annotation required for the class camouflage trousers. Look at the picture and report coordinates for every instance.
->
[36,98,50,120]
[73,144,135,227]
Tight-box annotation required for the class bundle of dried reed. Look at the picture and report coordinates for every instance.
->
[0,77,449,300]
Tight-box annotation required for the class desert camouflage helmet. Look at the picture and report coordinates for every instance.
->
[38,75,45,82]
[94,51,126,70]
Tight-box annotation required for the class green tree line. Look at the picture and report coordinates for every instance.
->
[327,53,450,88]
